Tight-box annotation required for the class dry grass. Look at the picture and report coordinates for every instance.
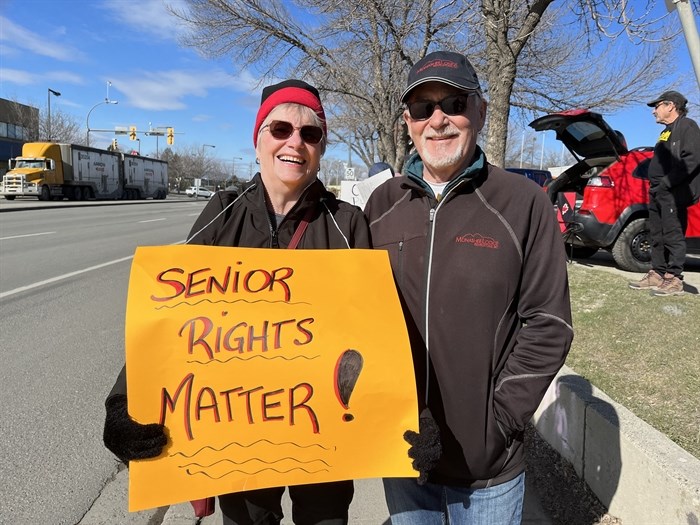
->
[565,264,700,459]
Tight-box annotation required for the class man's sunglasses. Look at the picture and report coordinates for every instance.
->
[260,120,324,144]
[406,93,475,120]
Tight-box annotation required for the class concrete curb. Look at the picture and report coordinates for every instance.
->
[0,195,195,212]
[533,364,700,524]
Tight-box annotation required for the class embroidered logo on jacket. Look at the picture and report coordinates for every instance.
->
[658,130,671,142]
[455,233,500,249]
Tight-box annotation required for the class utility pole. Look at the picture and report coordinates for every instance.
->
[666,0,700,91]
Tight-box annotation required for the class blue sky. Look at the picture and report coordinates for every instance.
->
[1,0,698,174]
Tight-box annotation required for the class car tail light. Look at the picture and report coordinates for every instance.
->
[587,176,614,188]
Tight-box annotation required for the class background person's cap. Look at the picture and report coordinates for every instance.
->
[401,50,481,102]
[368,162,394,177]
[646,90,688,109]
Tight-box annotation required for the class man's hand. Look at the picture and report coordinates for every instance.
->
[103,394,167,464]
[404,408,441,485]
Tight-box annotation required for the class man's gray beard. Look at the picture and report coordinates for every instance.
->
[420,146,464,171]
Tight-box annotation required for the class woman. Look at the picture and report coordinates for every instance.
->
[103,79,370,524]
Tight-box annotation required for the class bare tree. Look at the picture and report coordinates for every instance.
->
[160,144,227,190]
[42,109,83,144]
[169,0,683,170]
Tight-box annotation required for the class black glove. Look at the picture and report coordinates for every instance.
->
[103,394,167,464]
[404,407,441,485]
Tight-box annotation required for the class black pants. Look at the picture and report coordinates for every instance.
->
[218,481,354,525]
[648,187,689,277]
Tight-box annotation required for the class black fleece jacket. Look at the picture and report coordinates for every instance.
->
[365,148,574,488]
[648,115,700,203]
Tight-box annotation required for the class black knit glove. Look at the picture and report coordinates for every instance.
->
[404,408,441,485]
[103,394,167,464]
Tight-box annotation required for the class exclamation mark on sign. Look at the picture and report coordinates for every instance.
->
[334,349,364,422]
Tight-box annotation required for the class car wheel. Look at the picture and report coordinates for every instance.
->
[4,195,16,200]
[612,218,652,272]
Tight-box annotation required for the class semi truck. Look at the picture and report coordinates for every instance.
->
[0,142,168,201]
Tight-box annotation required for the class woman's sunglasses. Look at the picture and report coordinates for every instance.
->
[261,120,324,145]
[405,93,475,121]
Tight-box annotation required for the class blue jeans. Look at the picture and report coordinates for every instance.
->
[383,473,525,525]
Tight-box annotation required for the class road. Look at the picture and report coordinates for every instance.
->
[0,199,208,524]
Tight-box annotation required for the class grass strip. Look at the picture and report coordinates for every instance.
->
[566,263,700,459]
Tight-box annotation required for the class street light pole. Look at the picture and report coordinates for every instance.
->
[231,156,243,183]
[86,99,118,147]
[47,88,61,141]
[200,144,216,195]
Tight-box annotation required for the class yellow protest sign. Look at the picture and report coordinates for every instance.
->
[125,245,418,511]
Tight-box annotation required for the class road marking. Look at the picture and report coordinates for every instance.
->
[139,218,166,223]
[0,240,186,299]
[0,231,56,241]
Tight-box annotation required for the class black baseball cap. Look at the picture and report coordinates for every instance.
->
[646,90,687,109]
[401,51,481,102]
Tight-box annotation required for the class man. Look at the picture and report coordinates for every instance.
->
[364,50,574,524]
[629,90,700,296]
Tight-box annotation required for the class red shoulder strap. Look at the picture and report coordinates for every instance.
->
[287,206,315,249]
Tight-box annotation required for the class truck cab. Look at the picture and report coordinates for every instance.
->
[1,143,62,200]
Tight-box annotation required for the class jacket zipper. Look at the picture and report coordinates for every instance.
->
[422,180,467,406]
[423,205,437,405]
[268,213,280,248]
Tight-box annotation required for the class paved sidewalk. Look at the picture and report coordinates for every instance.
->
[572,251,700,292]
[80,469,552,524]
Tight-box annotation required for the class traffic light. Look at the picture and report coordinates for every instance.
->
[167,127,174,145]
[111,138,118,150]
[129,126,137,141]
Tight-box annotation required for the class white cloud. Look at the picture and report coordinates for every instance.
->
[0,68,36,85]
[101,0,190,41]
[0,16,84,61]
[110,68,258,111]
[46,71,85,85]
[192,114,213,122]
[0,68,83,87]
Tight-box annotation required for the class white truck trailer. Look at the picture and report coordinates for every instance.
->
[1,142,168,201]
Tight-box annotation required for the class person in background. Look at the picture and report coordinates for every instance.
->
[103,79,370,525]
[629,90,700,296]
[364,50,574,524]
[368,161,395,177]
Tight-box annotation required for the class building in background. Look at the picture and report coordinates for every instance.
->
[0,98,37,175]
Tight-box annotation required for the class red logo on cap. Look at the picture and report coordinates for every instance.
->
[417,59,458,74]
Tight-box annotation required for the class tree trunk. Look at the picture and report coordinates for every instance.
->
[484,62,517,168]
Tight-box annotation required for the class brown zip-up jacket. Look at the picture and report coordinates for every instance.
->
[365,148,573,488]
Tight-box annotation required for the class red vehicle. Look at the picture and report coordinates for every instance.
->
[530,109,700,272]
